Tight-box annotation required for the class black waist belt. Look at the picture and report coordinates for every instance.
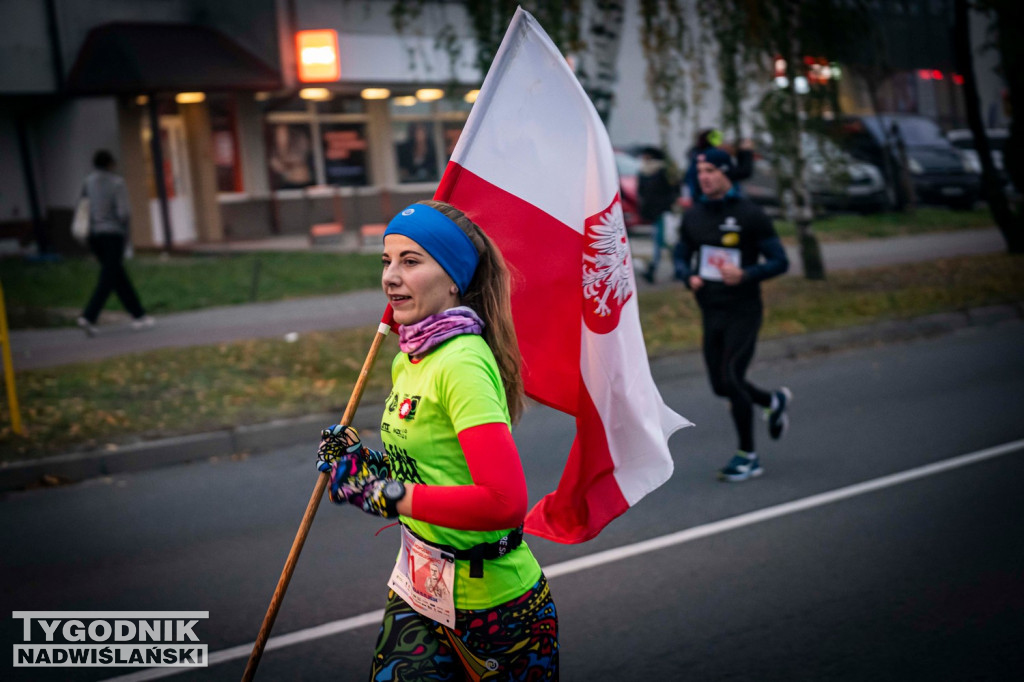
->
[402,523,524,578]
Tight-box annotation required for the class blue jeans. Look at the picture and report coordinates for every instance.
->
[648,213,665,274]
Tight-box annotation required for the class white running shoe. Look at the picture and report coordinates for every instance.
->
[76,316,98,337]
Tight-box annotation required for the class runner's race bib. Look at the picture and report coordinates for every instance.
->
[699,245,741,281]
[388,525,457,627]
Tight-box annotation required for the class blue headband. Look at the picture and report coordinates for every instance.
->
[383,204,480,294]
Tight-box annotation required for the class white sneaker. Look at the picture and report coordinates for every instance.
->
[76,316,98,337]
[718,451,763,482]
[131,315,156,331]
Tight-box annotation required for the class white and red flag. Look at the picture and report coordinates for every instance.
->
[435,8,692,544]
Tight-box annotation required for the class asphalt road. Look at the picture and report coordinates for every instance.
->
[3,320,1023,681]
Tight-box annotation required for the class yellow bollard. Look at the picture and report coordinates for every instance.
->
[0,280,24,435]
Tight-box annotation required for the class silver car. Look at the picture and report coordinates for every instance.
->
[947,128,1016,198]
[744,133,889,214]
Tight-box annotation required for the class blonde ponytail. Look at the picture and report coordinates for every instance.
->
[417,200,525,423]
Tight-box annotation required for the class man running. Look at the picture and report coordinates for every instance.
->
[673,148,792,481]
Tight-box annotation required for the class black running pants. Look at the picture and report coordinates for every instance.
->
[82,233,145,322]
[701,306,773,452]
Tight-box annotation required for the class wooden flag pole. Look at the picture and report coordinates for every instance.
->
[242,307,395,681]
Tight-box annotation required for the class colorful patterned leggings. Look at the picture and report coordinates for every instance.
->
[370,576,558,681]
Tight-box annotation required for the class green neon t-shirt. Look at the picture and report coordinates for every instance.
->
[381,333,541,609]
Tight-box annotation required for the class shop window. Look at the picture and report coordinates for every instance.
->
[389,93,472,184]
[265,93,371,188]
[266,122,316,189]
[321,123,370,186]
[393,121,439,183]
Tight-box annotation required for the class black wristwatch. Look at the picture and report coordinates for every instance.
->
[381,479,406,517]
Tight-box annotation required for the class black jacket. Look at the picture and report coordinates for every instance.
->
[673,191,788,309]
[637,161,679,222]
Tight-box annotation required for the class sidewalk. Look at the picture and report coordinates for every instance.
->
[7,228,1008,372]
[636,225,1008,279]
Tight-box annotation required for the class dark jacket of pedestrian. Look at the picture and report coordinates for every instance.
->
[637,158,678,224]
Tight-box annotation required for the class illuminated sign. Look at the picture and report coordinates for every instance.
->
[296,30,340,82]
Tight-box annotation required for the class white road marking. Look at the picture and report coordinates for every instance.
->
[103,438,1024,681]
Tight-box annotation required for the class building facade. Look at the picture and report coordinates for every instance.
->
[0,0,1009,254]
[1,0,483,253]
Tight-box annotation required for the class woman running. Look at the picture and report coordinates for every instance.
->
[316,200,558,680]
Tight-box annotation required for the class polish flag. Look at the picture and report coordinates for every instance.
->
[435,8,692,544]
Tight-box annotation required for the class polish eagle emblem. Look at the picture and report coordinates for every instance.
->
[582,196,633,334]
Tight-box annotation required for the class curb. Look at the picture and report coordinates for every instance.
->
[3,303,1021,493]
[0,411,386,494]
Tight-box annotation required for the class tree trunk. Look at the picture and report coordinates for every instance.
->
[983,1,1024,201]
[784,0,826,280]
[956,0,1024,252]
[14,117,51,256]
[892,127,918,213]
[862,71,903,210]
[581,0,625,124]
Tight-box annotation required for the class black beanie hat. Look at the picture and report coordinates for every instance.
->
[698,148,734,177]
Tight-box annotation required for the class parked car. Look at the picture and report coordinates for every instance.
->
[820,114,981,210]
[743,133,889,213]
[947,128,1016,198]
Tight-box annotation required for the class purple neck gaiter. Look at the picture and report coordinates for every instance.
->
[399,306,485,357]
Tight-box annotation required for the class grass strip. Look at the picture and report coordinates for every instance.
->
[2,252,1022,462]
[773,206,994,241]
[0,208,994,329]
[1,251,383,328]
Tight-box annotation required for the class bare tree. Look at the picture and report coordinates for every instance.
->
[574,0,626,124]
[782,1,824,278]
[956,0,1023,252]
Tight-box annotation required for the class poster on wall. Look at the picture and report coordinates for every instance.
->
[210,98,242,193]
[394,121,438,183]
[213,130,239,193]
[266,123,315,189]
[321,123,369,186]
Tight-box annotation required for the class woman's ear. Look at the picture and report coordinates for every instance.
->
[450,283,459,296]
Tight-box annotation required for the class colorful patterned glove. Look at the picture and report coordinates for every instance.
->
[315,424,362,473]
[358,478,402,518]
[327,459,402,518]
[315,424,392,510]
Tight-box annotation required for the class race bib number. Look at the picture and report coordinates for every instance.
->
[388,525,457,627]
[699,246,741,281]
